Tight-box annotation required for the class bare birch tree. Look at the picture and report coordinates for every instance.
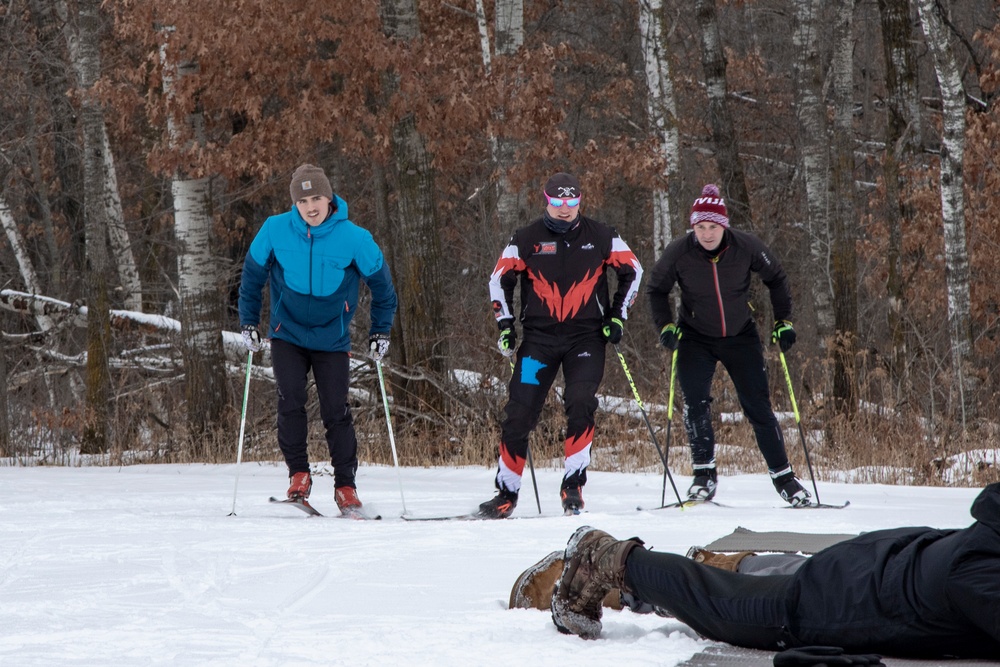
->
[640,0,683,254]
[55,0,143,313]
[160,33,229,444]
[915,0,974,422]
[791,0,834,341]
[488,0,525,232]
[0,194,56,333]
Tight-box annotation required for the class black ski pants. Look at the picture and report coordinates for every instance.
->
[497,335,605,491]
[625,548,797,650]
[271,338,358,488]
[676,324,788,472]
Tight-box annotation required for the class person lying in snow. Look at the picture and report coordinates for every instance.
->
[532,482,1000,661]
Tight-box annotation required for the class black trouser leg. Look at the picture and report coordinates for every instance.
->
[676,336,718,466]
[496,338,562,492]
[624,548,795,650]
[560,337,605,488]
[718,330,788,471]
[271,339,312,475]
[312,350,358,488]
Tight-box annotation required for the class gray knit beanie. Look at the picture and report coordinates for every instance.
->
[289,164,333,203]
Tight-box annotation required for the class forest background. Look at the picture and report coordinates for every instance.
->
[1,0,999,489]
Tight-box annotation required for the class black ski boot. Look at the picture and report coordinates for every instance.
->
[771,468,812,507]
[477,488,518,519]
[560,486,584,515]
[686,465,717,501]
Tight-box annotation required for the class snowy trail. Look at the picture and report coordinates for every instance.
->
[0,464,984,666]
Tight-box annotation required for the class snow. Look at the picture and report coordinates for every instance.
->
[0,463,985,666]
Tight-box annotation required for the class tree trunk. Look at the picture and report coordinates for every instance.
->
[877,0,921,395]
[492,0,525,233]
[694,0,753,232]
[915,0,974,423]
[56,0,143,313]
[0,330,7,458]
[161,40,230,446]
[640,0,684,254]
[379,0,447,416]
[73,0,113,454]
[829,0,859,417]
[791,0,834,342]
[0,196,55,332]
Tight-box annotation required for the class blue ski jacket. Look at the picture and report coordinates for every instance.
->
[238,195,397,353]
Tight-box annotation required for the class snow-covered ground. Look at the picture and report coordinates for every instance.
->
[0,463,987,666]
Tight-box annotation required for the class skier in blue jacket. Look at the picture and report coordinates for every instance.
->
[239,164,397,514]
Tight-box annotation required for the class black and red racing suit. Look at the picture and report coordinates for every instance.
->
[488,215,642,494]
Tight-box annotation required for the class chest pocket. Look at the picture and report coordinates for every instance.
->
[313,253,352,297]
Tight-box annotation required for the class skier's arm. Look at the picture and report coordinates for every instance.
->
[489,233,525,325]
[750,238,792,323]
[238,223,274,327]
[355,233,398,334]
[606,232,643,320]
[647,244,681,331]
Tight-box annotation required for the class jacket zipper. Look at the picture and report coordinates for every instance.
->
[711,256,726,337]
[307,225,314,295]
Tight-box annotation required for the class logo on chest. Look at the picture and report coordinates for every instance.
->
[534,242,558,255]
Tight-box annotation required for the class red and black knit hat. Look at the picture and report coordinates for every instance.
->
[690,184,729,227]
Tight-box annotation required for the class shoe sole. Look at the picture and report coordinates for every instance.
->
[551,526,604,640]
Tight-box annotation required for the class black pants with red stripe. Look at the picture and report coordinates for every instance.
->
[676,323,789,472]
[497,335,606,492]
[271,338,358,488]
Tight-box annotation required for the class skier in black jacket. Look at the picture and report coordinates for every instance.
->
[479,172,643,518]
[647,183,809,506]
[551,483,1000,660]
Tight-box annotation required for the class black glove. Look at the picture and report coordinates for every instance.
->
[773,646,885,667]
[659,323,681,351]
[369,332,391,361]
[241,324,262,352]
[497,318,516,358]
[602,317,623,344]
[772,320,796,352]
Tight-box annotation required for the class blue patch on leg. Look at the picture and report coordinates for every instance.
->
[520,356,546,385]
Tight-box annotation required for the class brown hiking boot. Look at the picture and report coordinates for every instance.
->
[550,526,643,639]
[509,551,622,611]
[687,547,756,572]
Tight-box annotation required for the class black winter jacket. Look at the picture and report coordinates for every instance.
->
[647,229,791,338]
[788,482,1000,658]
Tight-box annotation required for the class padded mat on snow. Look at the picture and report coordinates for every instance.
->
[678,644,1000,666]
[701,526,856,554]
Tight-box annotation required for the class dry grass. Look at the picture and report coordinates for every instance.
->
[3,356,998,491]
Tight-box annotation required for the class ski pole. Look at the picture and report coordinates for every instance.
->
[228,350,254,516]
[511,358,542,514]
[777,349,821,504]
[612,344,683,507]
[375,357,408,514]
[662,346,679,507]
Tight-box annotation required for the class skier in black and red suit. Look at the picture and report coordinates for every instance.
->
[478,172,643,519]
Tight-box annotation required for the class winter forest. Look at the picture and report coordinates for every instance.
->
[1,0,999,486]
